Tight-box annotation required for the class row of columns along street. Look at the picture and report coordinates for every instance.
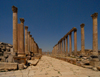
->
[52,12,99,67]
[12,5,42,64]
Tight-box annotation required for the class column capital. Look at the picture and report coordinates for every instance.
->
[32,37,34,41]
[74,29,77,32]
[91,13,98,19]
[30,35,32,37]
[20,18,25,23]
[25,26,28,29]
[12,6,18,13]
[80,23,85,28]
[69,32,72,35]
[28,31,30,34]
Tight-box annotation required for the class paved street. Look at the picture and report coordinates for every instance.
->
[0,56,100,77]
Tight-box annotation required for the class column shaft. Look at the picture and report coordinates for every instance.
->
[74,30,77,56]
[80,23,85,55]
[30,35,32,52]
[63,39,65,55]
[18,18,25,56]
[91,13,98,56]
[66,37,68,56]
[69,33,72,56]
[25,26,28,55]
[12,6,18,54]
[61,41,62,54]
[28,32,30,55]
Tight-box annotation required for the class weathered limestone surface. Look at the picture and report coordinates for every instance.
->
[0,62,17,70]
[1,56,100,77]
[18,18,25,57]
[60,41,62,54]
[12,6,18,53]
[28,59,39,66]
[30,35,32,52]
[74,30,77,56]
[63,39,65,55]
[25,26,28,55]
[28,31,30,55]
[91,13,98,56]
[80,23,85,56]
[69,33,72,56]
[90,13,99,67]
[0,42,14,63]
[65,36,68,56]
[39,48,42,55]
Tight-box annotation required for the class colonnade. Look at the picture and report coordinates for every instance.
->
[52,13,99,59]
[12,6,42,59]
[52,27,77,56]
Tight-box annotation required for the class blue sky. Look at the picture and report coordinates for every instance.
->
[0,0,100,52]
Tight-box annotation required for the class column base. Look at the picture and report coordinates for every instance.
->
[90,58,99,67]
[81,52,86,57]
[13,56,26,64]
[18,52,26,57]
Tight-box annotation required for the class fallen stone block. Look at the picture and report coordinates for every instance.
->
[97,66,100,71]
[0,62,18,71]
[0,56,5,62]
[18,64,24,70]
[28,59,39,66]
[82,65,93,69]
[14,56,26,64]
[82,60,90,65]
[7,55,14,63]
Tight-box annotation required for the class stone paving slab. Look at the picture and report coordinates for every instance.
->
[0,56,100,77]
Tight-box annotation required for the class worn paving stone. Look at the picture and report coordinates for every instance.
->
[0,56,100,77]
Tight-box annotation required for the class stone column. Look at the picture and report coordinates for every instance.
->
[12,6,18,54]
[59,43,60,54]
[69,32,72,56]
[56,45,57,55]
[66,36,68,56]
[54,46,55,55]
[27,31,30,55]
[32,37,34,53]
[25,26,28,55]
[18,18,25,57]
[90,13,99,67]
[36,43,39,53]
[31,37,33,53]
[57,44,59,54]
[30,35,32,52]
[63,39,65,55]
[60,41,62,54]
[74,30,77,56]
[54,46,56,55]
[34,41,36,53]
[80,23,85,56]
[58,43,60,54]
[91,13,98,56]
